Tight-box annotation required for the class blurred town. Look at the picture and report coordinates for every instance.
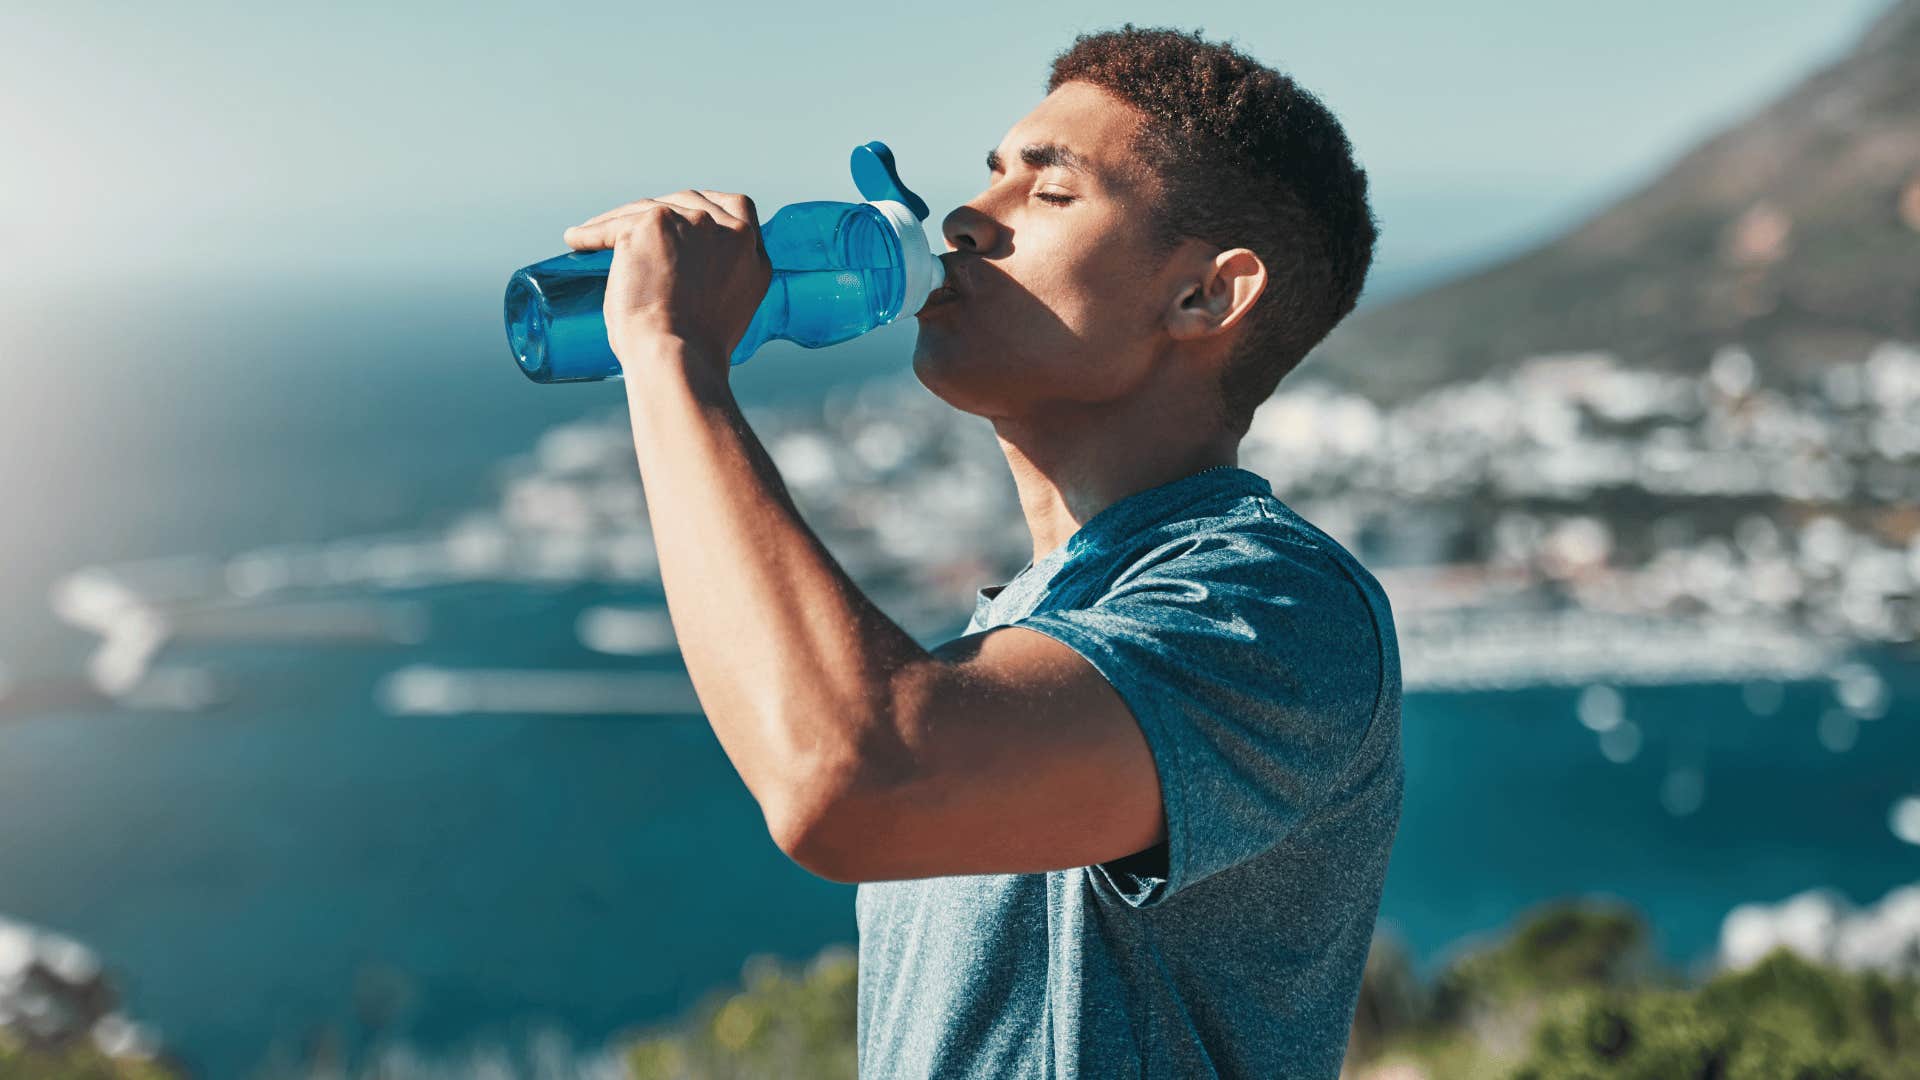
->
[24,336,1918,715]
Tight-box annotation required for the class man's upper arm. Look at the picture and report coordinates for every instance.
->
[783,535,1387,904]
[782,622,1167,884]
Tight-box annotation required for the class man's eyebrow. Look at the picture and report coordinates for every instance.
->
[985,142,1096,179]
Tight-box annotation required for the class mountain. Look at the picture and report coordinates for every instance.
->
[1309,0,1920,402]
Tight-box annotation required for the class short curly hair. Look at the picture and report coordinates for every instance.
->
[1047,24,1378,436]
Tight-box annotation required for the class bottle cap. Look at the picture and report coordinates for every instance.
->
[865,199,945,320]
[851,142,947,321]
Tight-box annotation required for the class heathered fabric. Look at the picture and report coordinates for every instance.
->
[854,465,1404,1079]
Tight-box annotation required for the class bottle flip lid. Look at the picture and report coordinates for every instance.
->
[851,141,946,318]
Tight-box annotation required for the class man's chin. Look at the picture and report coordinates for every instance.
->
[910,348,990,417]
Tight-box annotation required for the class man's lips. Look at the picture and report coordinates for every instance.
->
[917,257,971,314]
[936,255,970,298]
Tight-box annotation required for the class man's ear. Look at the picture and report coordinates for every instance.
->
[1166,248,1267,343]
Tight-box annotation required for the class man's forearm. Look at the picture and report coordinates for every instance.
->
[620,336,930,841]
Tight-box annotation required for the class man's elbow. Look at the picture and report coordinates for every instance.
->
[769,668,934,883]
[768,739,906,885]
[778,828,865,885]
[772,788,873,885]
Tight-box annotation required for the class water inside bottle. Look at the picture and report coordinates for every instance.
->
[507,250,619,381]
[758,202,906,343]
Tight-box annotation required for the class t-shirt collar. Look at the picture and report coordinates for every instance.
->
[991,464,1271,593]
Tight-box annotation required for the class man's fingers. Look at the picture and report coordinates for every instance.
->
[652,190,763,239]
[559,191,757,250]
[649,189,730,222]
[574,198,671,230]
[700,191,759,231]
[562,202,698,249]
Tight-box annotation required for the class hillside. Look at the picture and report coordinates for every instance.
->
[1309,0,1920,401]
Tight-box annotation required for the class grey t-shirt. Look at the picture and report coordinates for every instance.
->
[854,465,1403,1079]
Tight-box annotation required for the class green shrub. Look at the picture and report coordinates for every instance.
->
[1431,901,1656,1025]
[622,945,857,1080]
[0,1031,179,1080]
[1509,949,1920,1080]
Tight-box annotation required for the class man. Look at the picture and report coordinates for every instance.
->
[561,23,1401,1079]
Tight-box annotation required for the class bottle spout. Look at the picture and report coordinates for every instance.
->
[850,141,932,221]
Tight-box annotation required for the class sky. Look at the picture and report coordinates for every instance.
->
[0,0,1899,300]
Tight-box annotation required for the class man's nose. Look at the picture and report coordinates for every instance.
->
[941,202,999,255]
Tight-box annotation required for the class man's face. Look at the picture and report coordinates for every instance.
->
[912,80,1177,419]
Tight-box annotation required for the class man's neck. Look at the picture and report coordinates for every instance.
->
[991,401,1239,566]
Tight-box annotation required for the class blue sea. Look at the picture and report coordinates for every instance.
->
[3,272,1916,1078]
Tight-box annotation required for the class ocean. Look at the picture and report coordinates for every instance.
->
[2,273,1915,1077]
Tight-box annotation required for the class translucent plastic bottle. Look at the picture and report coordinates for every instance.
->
[505,141,947,384]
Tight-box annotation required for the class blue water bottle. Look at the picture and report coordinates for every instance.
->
[505,141,949,383]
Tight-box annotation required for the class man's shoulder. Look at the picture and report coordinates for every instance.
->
[1107,492,1400,685]
[1117,492,1391,620]
[1059,489,1402,778]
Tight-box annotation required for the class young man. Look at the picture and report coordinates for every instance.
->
[562,23,1401,1079]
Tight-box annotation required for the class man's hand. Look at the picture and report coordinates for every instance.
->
[562,189,773,380]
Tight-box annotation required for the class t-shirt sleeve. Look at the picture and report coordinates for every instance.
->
[1008,530,1384,909]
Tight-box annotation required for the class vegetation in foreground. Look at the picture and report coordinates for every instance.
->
[621,945,858,1080]
[0,1032,179,1080]
[622,903,1920,1080]
[1348,901,1920,1079]
[12,902,1915,1078]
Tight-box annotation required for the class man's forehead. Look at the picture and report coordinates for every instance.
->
[985,138,1098,178]
[993,85,1143,187]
